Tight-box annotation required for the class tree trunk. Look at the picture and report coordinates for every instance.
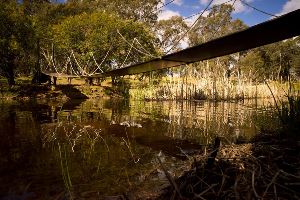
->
[6,66,15,86]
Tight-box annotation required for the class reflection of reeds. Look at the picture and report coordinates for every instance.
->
[128,99,273,143]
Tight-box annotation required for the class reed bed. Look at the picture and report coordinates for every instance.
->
[129,72,289,101]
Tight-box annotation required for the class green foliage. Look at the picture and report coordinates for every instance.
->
[0,1,36,85]
[156,16,188,53]
[189,4,247,46]
[239,39,300,81]
[51,11,158,71]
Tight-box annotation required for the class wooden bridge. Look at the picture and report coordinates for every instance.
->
[44,9,300,82]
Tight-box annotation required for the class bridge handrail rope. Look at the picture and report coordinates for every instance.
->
[134,38,157,58]
[117,30,157,58]
[67,55,81,77]
[69,53,80,76]
[71,50,88,76]
[51,55,63,76]
[120,38,136,69]
[89,48,111,75]
[41,49,63,76]
[50,44,64,76]
[166,0,215,54]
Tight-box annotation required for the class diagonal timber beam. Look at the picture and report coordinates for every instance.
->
[100,9,300,77]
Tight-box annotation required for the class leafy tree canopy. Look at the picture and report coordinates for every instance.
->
[51,11,159,72]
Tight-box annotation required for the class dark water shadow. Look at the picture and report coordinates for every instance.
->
[56,85,88,99]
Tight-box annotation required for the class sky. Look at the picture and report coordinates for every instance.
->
[157,0,300,26]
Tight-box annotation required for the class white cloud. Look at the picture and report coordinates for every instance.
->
[157,0,184,21]
[174,0,183,6]
[232,1,249,13]
[276,0,300,16]
[158,9,181,20]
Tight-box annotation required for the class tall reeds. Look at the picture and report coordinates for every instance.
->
[129,64,288,101]
[266,80,300,135]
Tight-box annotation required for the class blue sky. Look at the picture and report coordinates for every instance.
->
[158,0,300,26]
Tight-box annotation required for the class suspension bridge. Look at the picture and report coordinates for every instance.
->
[41,9,300,84]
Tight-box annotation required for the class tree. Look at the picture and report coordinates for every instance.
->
[65,0,160,25]
[155,16,188,53]
[50,11,158,73]
[189,4,247,46]
[238,38,300,81]
[0,1,35,86]
[187,4,247,78]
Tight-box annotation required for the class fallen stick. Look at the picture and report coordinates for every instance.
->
[156,156,183,199]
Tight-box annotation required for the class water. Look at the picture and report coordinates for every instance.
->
[0,98,279,199]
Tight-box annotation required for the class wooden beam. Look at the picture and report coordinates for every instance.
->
[104,59,184,76]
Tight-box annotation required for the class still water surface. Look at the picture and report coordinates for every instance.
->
[0,98,278,199]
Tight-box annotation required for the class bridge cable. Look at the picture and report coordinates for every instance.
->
[159,0,235,52]
[155,0,176,13]
[67,55,81,77]
[41,49,65,76]
[89,48,112,76]
[135,38,157,58]
[183,0,235,21]
[71,50,88,76]
[117,30,157,58]
[166,0,215,54]
[239,0,278,18]
[120,38,136,69]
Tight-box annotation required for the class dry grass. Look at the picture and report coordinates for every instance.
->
[129,74,293,101]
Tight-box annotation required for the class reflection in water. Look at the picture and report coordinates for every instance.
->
[0,98,279,198]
